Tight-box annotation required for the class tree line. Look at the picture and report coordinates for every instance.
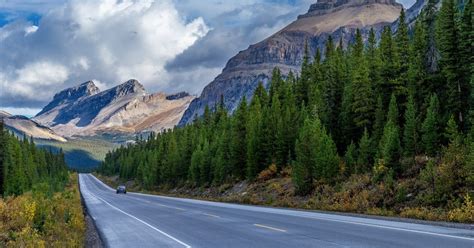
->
[0,122,69,197]
[99,0,473,204]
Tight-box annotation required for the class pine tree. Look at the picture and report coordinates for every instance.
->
[246,95,263,180]
[379,26,398,106]
[395,8,410,107]
[199,139,211,184]
[459,0,473,126]
[229,97,248,179]
[436,0,465,127]
[378,95,401,172]
[372,95,386,146]
[367,28,382,95]
[357,128,371,173]
[445,115,461,145]
[294,117,339,194]
[387,94,399,126]
[403,94,418,158]
[379,121,401,173]
[296,42,312,105]
[351,29,375,134]
[408,19,429,115]
[320,36,343,133]
[344,142,357,175]
[421,94,440,156]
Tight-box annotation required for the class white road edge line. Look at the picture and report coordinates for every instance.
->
[254,224,287,232]
[83,185,191,248]
[85,174,474,242]
[308,216,474,242]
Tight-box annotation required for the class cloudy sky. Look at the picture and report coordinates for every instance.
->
[0,0,415,116]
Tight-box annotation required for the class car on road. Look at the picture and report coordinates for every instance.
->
[116,185,127,194]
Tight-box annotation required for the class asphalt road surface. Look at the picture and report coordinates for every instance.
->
[79,173,474,248]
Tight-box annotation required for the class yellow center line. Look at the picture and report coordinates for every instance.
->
[203,213,220,218]
[254,224,287,233]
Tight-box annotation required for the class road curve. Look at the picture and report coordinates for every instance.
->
[79,173,474,248]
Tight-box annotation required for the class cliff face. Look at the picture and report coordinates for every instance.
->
[179,0,403,125]
[34,80,195,137]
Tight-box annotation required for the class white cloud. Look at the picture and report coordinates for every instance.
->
[24,25,38,35]
[0,0,209,112]
[15,61,69,86]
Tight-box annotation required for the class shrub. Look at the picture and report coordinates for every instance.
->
[257,164,278,181]
[448,195,474,223]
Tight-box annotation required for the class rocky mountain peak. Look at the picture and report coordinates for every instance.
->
[113,79,146,97]
[300,0,402,18]
[36,80,100,116]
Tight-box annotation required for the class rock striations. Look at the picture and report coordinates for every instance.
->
[33,80,194,137]
[179,0,405,125]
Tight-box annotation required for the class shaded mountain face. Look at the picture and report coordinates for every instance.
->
[34,80,195,137]
[37,80,100,116]
[179,0,405,125]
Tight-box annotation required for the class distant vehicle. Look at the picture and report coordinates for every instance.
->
[116,185,127,194]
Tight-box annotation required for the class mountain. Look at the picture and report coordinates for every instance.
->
[0,110,11,118]
[179,0,405,125]
[1,114,67,142]
[34,80,194,137]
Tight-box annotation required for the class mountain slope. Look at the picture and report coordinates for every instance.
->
[179,0,404,125]
[1,115,67,142]
[34,80,194,137]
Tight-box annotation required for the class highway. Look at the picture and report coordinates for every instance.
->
[79,173,474,248]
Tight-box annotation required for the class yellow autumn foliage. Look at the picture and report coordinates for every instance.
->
[0,174,85,247]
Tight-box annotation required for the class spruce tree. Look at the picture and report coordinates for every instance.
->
[246,95,263,180]
[230,97,248,179]
[379,26,397,106]
[436,0,465,127]
[294,117,339,194]
[459,0,473,126]
[421,94,440,156]
[395,8,410,107]
[403,94,418,158]
[387,94,399,126]
[379,95,401,172]
[296,42,312,105]
[367,28,382,95]
[372,95,386,146]
[357,128,371,173]
[408,19,429,115]
[351,29,375,134]
[344,142,357,175]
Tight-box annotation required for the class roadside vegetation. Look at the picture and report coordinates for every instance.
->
[98,0,474,223]
[0,122,86,247]
[0,174,85,247]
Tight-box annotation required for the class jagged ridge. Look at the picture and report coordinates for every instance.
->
[34,80,195,137]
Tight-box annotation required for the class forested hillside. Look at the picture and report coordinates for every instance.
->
[0,122,69,197]
[99,0,474,221]
[0,122,85,246]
